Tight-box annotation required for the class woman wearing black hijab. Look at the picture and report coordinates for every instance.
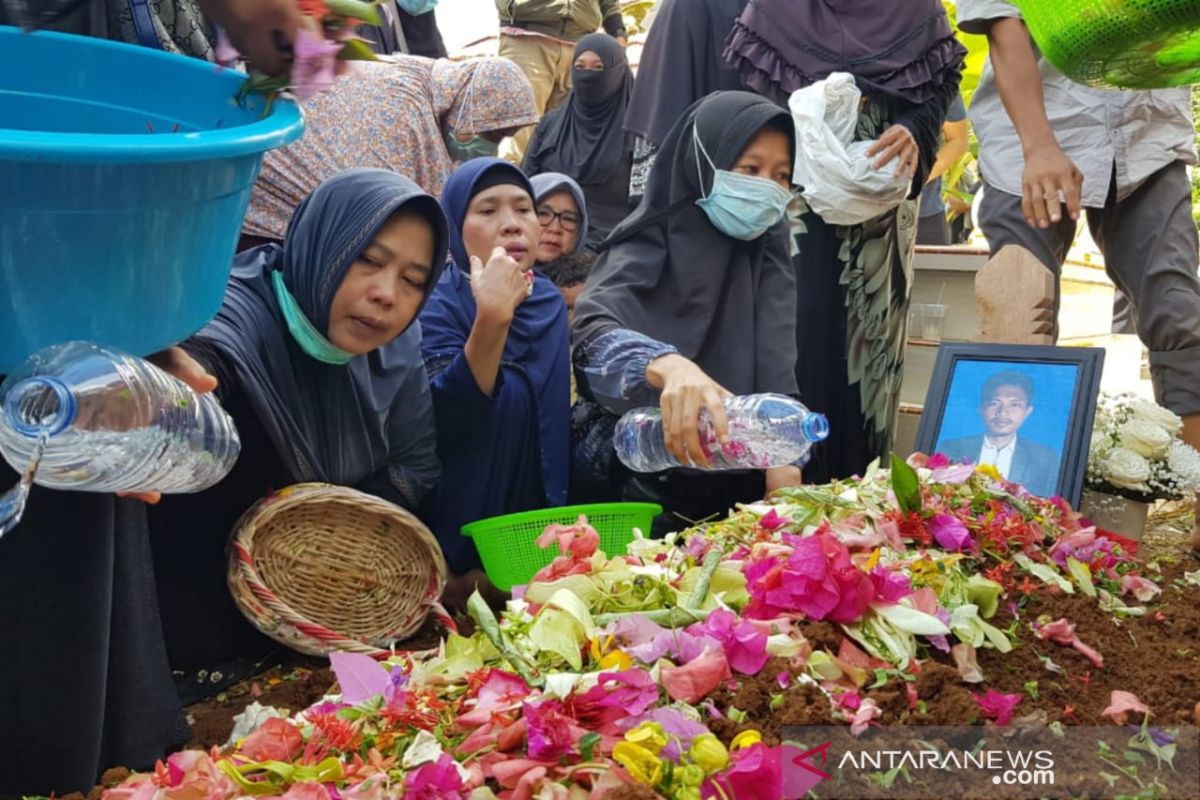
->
[523,33,635,252]
[621,0,749,201]
[725,0,966,483]
[571,91,800,532]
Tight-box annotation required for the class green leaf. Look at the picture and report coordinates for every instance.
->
[324,0,381,24]
[869,668,891,689]
[1014,553,1075,594]
[522,574,605,609]
[580,732,601,762]
[872,601,950,635]
[1023,680,1040,701]
[966,575,1002,618]
[528,608,586,671]
[1067,557,1098,597]
[890,454,922,513]
[338,37,380,62]
[433,633,495,680]
[1129,721,1178,769]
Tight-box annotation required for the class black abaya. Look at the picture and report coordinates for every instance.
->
[0,489,187,795]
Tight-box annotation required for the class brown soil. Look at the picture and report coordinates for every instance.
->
[710,559,1200,742]
[184,612,459,748]
[100,514,1200,798]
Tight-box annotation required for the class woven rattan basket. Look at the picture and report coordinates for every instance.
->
[228,483,454,658]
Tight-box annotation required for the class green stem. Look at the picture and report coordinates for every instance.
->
[687,548,724,610]
[592,607,708,628]
[466,590,543,687]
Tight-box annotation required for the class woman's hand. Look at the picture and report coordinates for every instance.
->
[470,247,530,329]
[199,0,308,76]
[646,354,731,467]
[867,124,919,178]
[119,347,217,505]
[764,465,802,497]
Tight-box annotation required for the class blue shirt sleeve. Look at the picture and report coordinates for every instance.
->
[947,94,966,123]
[574,328,678,413]
[426,350,502,443]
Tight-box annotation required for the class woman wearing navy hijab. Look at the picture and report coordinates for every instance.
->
[419,158,571,597]
[150,168,448,679]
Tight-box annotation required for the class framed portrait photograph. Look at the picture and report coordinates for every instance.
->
[914,344,1106,507]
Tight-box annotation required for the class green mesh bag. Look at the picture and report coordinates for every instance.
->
[1018,0,1200,88]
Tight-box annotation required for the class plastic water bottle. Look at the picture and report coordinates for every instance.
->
[0,341,240,494]
[613,393,830,473]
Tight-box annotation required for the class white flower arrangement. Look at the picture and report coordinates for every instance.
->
[1087,393,1200,503]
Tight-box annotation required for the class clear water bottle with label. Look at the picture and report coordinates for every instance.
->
[613,393,830,473]
[0,341,240,501]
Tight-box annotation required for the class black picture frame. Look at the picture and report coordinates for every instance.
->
[914,343,1106,508]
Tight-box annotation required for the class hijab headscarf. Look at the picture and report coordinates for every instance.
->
[420,158,571,506]
[530,173,589,256]
[525,33,634,186]
[623,0,748,148]
[244,57,537,241]
[723,0,966,106]
[573,91,799,397]
[199,168,449,488]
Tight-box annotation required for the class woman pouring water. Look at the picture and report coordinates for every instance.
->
[570,91,804,530]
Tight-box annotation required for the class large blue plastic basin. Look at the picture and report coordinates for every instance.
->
[0,26,304,372]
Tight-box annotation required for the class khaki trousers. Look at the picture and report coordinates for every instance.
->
[498,33,574,162]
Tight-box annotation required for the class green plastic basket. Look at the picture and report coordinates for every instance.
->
[1019,0,1200,88]
[462,503,662,591]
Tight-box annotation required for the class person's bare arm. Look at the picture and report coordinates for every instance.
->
[986,17,1082,227]
[927,119,970,184]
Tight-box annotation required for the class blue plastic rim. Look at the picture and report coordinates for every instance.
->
[0,26,304,373]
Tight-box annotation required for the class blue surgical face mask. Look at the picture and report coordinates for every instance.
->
[271,271,356,365]
[445,130,500,163]
[693,128,793,241]
[397,0,438,15]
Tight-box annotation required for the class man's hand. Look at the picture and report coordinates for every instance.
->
[986,17,1084,229]
[1021,140,1083,228]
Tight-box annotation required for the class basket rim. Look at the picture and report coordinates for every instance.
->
[461,502,663,538]
[228,482,447,653]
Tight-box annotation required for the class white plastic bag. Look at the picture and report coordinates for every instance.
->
[789,73,912,226]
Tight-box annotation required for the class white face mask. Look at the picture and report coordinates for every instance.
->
[693,128,793,241]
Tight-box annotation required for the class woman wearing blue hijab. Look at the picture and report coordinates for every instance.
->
[419,158,571,591]
[149,168,449,680]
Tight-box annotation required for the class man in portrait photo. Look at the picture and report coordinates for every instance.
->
[938,370,1060,496]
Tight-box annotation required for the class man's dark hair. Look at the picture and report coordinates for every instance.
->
[980,369,1034,405]
[543,250,596,288]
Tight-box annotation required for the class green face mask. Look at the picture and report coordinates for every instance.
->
[271,271,356,365]
[445,129,500,163]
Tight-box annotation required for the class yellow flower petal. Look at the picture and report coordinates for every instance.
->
[613,741,664,785]
[599,649,633,671]
[689,733,729,773]
[975,463,1003,482]
[730,730,763,751]
[866,547,881,570]
[624,721,668,754]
